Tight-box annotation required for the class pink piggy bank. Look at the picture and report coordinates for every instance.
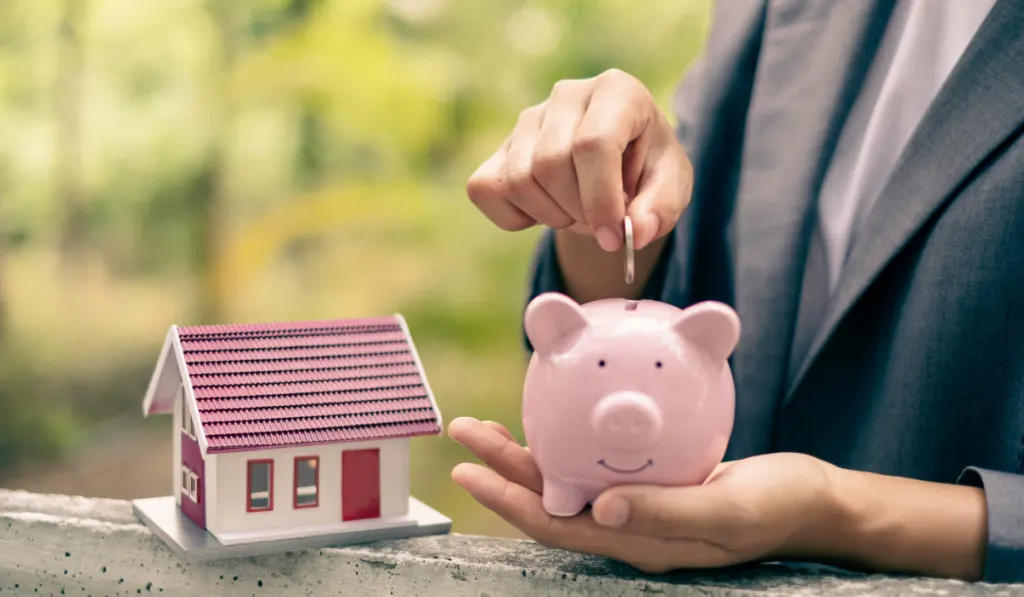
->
[522,292,741,516]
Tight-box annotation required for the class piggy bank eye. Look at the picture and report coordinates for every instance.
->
[655,361,663,368]
[598,360,606,368]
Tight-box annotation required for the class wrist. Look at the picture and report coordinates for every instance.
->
[815,465,881,565]
[790,463,988,580]
[772,459,864,563]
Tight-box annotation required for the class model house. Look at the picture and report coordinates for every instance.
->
[132,314,451,560]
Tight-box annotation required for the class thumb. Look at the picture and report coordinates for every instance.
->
[627,149,693,250]
[591,483,731,541]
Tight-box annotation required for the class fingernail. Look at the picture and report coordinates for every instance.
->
[594,226,620,252]
[594,496,629,528]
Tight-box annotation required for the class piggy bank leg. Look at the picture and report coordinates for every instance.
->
[542,482,589,517]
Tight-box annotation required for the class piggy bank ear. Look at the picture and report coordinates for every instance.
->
[673,301,741,363]
[524,292,589,356]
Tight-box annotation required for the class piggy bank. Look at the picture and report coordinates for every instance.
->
[522,292,740,516]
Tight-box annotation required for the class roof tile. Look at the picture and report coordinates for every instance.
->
[192,374,424,400]
[188,363,421,388]
[194,386,429,411]
[180,331,409,353]
[182,343,409,365]
[203,422,444,451]
[187,353,414,376]
[177,317,400,338]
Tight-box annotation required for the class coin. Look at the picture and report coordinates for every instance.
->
[623,215,635,284]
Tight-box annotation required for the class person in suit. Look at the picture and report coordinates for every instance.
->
[446,0,1024,583]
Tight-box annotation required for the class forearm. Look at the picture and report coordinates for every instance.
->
[554,229,670,303]
[799,466,987,580]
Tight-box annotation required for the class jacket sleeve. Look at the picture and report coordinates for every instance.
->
[957,467,1024,582]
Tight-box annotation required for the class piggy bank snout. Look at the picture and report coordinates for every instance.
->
[591,392,663,450]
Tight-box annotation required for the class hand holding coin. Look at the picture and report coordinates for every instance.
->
[464,69,693,256]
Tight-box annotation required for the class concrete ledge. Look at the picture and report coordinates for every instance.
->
[0,489,1016,596]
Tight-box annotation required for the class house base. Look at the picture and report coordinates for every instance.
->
[132,495,452,562]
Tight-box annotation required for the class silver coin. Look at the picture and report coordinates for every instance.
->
[623,215,635,284]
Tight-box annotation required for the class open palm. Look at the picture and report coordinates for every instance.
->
[448,416,840,574]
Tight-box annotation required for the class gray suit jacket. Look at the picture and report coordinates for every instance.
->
[526,0,1024,583]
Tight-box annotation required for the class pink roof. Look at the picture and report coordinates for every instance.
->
[175,315,442,453]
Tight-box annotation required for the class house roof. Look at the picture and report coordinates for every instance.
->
[142,315,443,455]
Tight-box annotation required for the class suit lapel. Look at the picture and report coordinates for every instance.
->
[786,0,1024,402]
[727,0,894,458]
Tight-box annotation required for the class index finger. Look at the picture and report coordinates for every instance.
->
[448,417,543,493]
[466,138,536,231]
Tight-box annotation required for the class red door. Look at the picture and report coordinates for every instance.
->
[342,448,381,521]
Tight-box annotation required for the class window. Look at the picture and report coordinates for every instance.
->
[181,466,199,502]
[294,457,319,508]
[247,460,274,512]
[181,398,195,439]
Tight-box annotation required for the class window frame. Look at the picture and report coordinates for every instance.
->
[293,456,320,509]
[181,397,195,439]
[180,466,199,503]
[246,459,274,513]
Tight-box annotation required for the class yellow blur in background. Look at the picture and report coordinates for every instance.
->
[0,0,709,538]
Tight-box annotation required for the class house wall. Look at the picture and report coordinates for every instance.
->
[207,438,410,536]
[205,449,219,530]
[172,386,181,507]
[180,416,206,529]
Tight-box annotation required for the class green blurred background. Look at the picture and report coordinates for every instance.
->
[0,0,709,538]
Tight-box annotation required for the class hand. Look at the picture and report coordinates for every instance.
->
[466,68,693,253]
[447,417,842,574]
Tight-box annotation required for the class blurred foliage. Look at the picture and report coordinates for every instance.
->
[0,0,710,536]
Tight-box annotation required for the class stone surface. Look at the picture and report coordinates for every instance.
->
[1,488,1022,596]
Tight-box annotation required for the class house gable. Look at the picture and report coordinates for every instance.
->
[141,325,209,455]
[141,327,178,416]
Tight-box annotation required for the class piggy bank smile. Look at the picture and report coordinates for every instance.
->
[597,458,654,474]
[522,292,740,517]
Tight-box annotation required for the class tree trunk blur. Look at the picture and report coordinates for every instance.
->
[0,223,7,345]
[290,0,325,190]
[192,0,321,323]
[193,0,243,324]
[55,0,87,267]
[0,159,13,344]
